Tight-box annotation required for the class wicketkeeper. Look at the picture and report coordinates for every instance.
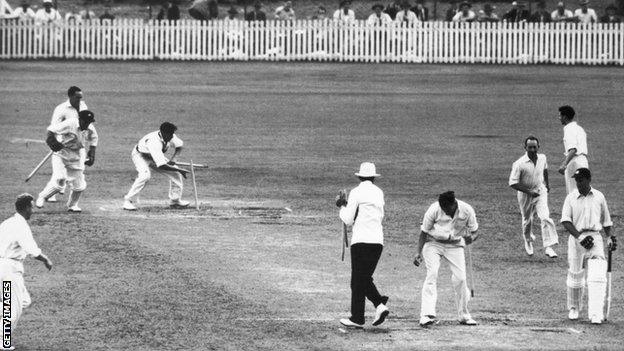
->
[123,122,190,210]
[561,168,616,324]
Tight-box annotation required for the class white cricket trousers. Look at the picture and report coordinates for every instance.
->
[0,259,31,337]
[421,242,471,320]
[517,189,558,247]
[564,155,588,194]
[39,152,87,202]
[125,148,183,202]
[566,232,605,311]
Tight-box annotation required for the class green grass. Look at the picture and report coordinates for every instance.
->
[1,61,623,350]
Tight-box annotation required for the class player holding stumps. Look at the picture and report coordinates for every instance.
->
[509,136,558,257]
[336,162,389,329]
[0,194,53,350]
[557,105,588,194]
[414,191,478,327]
[123,122,190,210]
[560,168,616,324]
[36,110,97,212]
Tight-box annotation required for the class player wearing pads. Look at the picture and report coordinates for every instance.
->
[337,162,389,329]
[509,136,558,257]
[557,105,588,194]
[36,110,97,212]
[560,168,615,324]
[123,122,190,210]
[45,86,96,203]
[0,194,53,350]
[414,191,478,327]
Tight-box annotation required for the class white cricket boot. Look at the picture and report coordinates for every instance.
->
[66,190,83,213]
[524,234,536,256]
[123,199,137,211]
[169,199,190,208]
[545,246,558,258]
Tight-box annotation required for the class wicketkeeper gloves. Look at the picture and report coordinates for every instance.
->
[580,235,594,250]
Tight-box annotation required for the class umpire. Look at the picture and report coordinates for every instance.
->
[336,162,389,328]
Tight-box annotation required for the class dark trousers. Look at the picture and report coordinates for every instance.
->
[350,243,384,324]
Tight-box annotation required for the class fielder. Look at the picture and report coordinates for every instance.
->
[36,110,97,212]
[336,162,389,329]
[44,86,96,203]
[123,122,190,210]
[561,168,615,324]
[557,105,588,194]
[414,191,478,327]
[509,136,558,257]
[0,194,53,350]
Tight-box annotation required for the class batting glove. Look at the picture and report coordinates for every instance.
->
[47,140,63,152]
[579,235,594,250]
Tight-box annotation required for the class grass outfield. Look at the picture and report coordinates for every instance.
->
[1,61,623,350]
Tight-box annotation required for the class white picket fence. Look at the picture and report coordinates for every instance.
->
[1,19,623,65]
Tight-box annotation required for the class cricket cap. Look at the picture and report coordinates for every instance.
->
[572,168,591,180]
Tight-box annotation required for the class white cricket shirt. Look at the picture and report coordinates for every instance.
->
[563,121,587,157]
[551,9,573,21]
[509,153,548,191]
[35,8,61,23]
[136,131,184,167]
[367,13,392,26]
[51,100,98,147]
[395,10,420,24]
[561,188,612,232]
[340,181,385,245]
[0,214,42,273]
[452,11,476,22]
[421,200,478,245]
[574,8,597,24]
[333,9,355,22]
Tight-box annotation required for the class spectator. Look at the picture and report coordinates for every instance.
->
[245,2,266,21]
[411,0,428,21]
[445,0,459,21]
[79,4,96,21]
[385,0,401,20]
[478,4,499,22]
[100,7,115,23]
[574,0,597,24]
[551,1,574,22]
[395,1,419,24]
[600,4,622,23]
[367,3,392,25]
[12,1,36,21]
[167,1,180,20]
[224,6,239,23]
[35,0,61,24]
[156,3,169,20]
[333,0,355,23]
[452,1,476,22]
[502,1,530,22]
[65,5,81,23]
[188,0,216,20]
[207,0,218,19]
[530,0,551,22]
[274,1,295,20]
[311,5,328,20]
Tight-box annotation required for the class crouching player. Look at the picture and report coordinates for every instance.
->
[36,110,97,212]
[561,168,616,324]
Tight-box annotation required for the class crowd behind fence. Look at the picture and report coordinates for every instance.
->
[0,19,622,65]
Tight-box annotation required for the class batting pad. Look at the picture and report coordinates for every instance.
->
[587,259,607,320]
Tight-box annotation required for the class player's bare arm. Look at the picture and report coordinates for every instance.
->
[561,221,581,238]
[544,169,550,192]
[465,230,478,245]
[168,146,183,165]
[413,231,427,266]
[510,183,539,197]
[85,145,96,166]
[34,253,53,270]
[558,148,577,174]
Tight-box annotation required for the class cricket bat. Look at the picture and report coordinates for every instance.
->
[605,246,613,320]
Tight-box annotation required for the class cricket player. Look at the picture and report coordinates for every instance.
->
[414,191,478,327]
[336,162,389,329]
[509,136,558,257]
[0,194,53,350]
[557,105,588,194]
[561,168,616,324]
[123,122,190,211]
[45,86,96,203]
[36,110,97,212]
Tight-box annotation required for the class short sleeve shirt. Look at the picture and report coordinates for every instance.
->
[509,153,548,191]
[563,121,588,157]
[136,131,183,167]
[551,9,573,21]
[421,200,478,245]
[560,188,612,232]
[574,8,597,24]
[0,214,42,272]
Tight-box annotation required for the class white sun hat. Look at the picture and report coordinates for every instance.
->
[355,162,380,177]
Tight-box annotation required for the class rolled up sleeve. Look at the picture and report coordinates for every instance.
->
[560,195,573,223]
[146,138,168,167]
[467,206,479,232]
[339,190,358,226]
[601,196,613,228]
[420,205,436,233]
[18,226,42,258]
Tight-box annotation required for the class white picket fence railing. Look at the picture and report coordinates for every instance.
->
[1,19,623,65]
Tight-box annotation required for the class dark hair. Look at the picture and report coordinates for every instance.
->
[67,86,81,97]
[160,122,177,134]
[438,191,455,208]
[559,105,575,120]
[15,193,34,212]
[524,135,540,147]
[79,110,95,122]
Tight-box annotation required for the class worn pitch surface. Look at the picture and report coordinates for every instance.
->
[1,61,623,350]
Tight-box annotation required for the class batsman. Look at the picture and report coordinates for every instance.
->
[560,168,616,324]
